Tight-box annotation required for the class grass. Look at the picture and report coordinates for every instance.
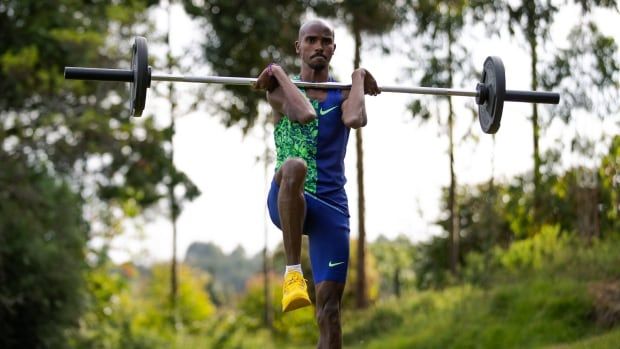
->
[340,236,620,349]
[545,327,620,349]
[170,236,620,348]
[343,278,596,349]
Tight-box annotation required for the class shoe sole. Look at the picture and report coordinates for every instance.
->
[283,297,312,312]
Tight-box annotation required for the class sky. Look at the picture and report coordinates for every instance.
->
[109,3,620,264]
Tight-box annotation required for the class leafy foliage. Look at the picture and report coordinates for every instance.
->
[0,156,86,349]
[470,0,619,228]
[369,235,417,297]
[599,136,620,233]
[349,233,620,349]
[181,0,308,131]
[239,272,318,343]
[70,262,215,349]
[1,0,198,214]
[1,1,199,347]
[69,261,171,349]
[2,2,620,348]
[418,135,620,288]
[406,0,474,120]
[406,0,479,276]
[137,263,215,331]
[312,0,409,37]
[542,21,620,123]
[184,242,261,305]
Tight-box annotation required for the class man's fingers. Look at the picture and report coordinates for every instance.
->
[364,78,380,96]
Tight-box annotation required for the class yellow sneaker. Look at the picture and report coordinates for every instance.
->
[282,270,312,312]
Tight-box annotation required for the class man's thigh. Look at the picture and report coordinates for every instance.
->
[305,194,350,284]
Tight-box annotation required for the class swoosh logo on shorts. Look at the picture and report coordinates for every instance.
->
[320,106,338,115]
[328,261,345,267]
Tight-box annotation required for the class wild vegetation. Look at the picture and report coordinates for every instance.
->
[1,1,619,348]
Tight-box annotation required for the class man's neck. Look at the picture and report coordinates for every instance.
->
[299,66,329,82]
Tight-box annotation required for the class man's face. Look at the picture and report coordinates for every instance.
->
[295,22,336,71]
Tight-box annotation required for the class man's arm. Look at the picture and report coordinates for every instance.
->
[341,68,380,129]
[255,64,316,124]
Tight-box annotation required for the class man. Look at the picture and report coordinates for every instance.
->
[254,18,379,348]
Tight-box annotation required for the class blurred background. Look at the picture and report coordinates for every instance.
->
[1,0,620,348]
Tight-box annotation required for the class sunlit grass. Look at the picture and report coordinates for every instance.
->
[545,328,620,349]
[342,278,593,349]
[108,235,620,349]
[339,235,620,349]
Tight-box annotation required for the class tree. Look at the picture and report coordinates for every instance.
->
[599,135,620,236]
[138,263,215,332]
[180,0,315,322]
[1,0,197,345]
[370,235,417,297]
[406,0,474,275]
[508,1,556,225]
[543,19,619,237]
[0,156,86,349]
[181,0,307,131]
[164,0,182,322]
[0,0,199,230]
[313,0,410,309]
[184,242,262,303]
[472,0,618,228]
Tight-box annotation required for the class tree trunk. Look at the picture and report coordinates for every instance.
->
[166,5,179,322]
[575,169,600,242]
[490,135,496,188]
[262,246,272,328]
[353,25,368,309]
[393,268,401,298]
[447,18,459,275]
[170,184,178,311]
[262,122,272,329]
[527,2,541,228]
[448,97,459,275]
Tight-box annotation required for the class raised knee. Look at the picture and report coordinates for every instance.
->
[280,158,307,187]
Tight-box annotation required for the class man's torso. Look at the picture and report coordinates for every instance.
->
[274,79,350,214]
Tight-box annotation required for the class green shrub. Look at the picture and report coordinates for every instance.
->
[238,273,318,345]
[343,304,404,345]
[497,225,567,272]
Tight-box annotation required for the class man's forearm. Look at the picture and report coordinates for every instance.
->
[272,66,316,124]
[342,73,367,128]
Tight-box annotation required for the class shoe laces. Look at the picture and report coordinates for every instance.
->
[285,272,306,290]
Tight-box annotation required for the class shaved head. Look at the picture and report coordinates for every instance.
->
[295,17,336,73]
[298,18,335,41]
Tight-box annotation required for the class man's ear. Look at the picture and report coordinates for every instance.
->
[333,43,336,53]
[295,40,300,54]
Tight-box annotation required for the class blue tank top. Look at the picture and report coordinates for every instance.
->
[274,77,350,214]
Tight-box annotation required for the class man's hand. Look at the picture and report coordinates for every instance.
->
[253,64,283,92]
[352,68,380,96]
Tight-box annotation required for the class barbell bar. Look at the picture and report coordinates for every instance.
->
[65,67,480,96]
[64,36,560,134]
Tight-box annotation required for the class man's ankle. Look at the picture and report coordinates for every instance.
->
[285,264,303,276]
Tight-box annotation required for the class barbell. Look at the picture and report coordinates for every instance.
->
[64,36,560,134]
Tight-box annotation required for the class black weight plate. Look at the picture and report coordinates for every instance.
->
[130,36,149,117]
[478,56,505,134]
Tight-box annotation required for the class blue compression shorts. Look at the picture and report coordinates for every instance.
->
[267,180,350,284]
